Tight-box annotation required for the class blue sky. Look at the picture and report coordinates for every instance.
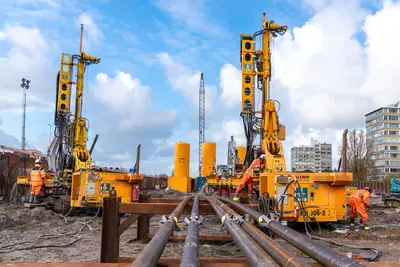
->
[0,0,399,176]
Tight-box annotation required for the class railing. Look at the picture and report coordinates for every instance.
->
[142,176,168,189]
[351,181,391,194]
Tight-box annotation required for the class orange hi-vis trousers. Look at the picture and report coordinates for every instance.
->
[235,172,254,195]
[349,196,368,223]
[30,182,43,195]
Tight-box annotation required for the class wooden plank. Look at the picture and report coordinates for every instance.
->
[118,214,140,236]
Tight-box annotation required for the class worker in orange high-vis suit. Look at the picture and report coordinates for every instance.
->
[233,154,266,201]
[349,187,373,231]
[28,159,46,203]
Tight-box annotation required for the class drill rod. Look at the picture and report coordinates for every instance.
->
[218,197,365,267]
[206,196,278,267]
[131,196,192,267]
[180,196,200,267]
[215,197,309,267]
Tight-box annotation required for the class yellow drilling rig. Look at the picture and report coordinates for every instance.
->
[16,25,143,214]
[169,13,353,224]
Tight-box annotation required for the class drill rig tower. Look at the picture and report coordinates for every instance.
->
[241,13,287,171]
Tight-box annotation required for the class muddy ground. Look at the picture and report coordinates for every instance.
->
[1,192,400,263]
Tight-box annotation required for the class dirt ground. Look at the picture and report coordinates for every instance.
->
[1,193,400,263]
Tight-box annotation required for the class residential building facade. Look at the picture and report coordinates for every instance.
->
[366,101,400,180]
[291,139,332,172]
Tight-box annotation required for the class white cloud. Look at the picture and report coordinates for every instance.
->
[154,0,223,35]
[157,52,218,112]
[219,64,241,108]
[92,71,177,131]
[274,0,370,129]
[76,13,104,49]
[361,0,400,106]
[0,25,54,113]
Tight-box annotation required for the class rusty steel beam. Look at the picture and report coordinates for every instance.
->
[180,196,200,267]
[146,233,232,241]
[118,202,258,215]
[101,196,119,263]
[131,196,192,267]
[0,264,130,267]
[215,198,309,267]
[137,195,150,241]
[118,214,140,236]
[150,198,209,204]
[1,262,399,267]
[119,257,250,266]
[218,197,364,267]
[206,197,278,267]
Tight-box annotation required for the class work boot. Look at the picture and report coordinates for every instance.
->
[233,194,240,202]
[350,218,355,231]
[28,194,34,203]
[363,224,370,231]
[33,195,40,203]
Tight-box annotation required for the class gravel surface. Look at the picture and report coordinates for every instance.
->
[1,194,400,263]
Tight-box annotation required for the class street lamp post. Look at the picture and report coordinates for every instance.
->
[21,78,30,150]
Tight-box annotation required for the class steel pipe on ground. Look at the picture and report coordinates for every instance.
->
[206,197,279,267]
[180,196,200,267]
[218,197,364,267]
[214,197,309,267]
[131,196,192,267]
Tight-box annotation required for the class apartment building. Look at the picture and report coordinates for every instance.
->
[291,139,332,172]
[366,101,400,180]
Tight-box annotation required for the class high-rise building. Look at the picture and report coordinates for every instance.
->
[291,139,332,172]
[365,101,400,180]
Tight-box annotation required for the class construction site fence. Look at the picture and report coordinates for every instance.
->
[142,176,168,189]
[351,181,391,194]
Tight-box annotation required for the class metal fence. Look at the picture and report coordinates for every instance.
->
[142,176,168,189]
[351,181,391,194]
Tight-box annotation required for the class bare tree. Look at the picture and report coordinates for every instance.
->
[338,129,373,182]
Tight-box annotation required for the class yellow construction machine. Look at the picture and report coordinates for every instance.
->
[170,13,353,224]
[17,26,143,214]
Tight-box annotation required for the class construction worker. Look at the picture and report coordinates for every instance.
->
[233,154,266,201]
[349,186,373,231]
[28,159,46,203]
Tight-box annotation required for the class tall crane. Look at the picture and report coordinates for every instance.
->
[199,73,205,177]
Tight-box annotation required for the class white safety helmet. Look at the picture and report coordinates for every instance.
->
[259,154,267,160]
[35,159,41,164]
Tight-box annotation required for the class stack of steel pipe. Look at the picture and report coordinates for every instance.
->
[180,196,201,267]
[213,197,309,267]
[131,196,192,267]
[218,197,365,267]
[206,196,279,267]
